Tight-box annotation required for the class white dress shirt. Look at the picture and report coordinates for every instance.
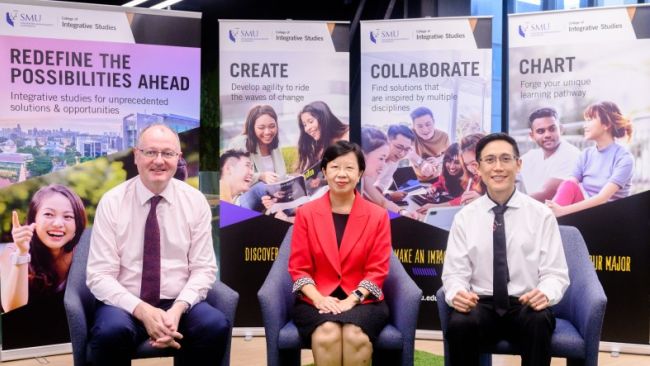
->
[520,140,580,194]
[87,177,217,314]
[442,190,569,307]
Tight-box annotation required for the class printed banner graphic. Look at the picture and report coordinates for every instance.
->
[360,17,492,330]
[218,20,350,326]
[509,5,650,344]
[0,1,201,353]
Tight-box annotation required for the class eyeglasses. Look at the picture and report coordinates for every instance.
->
[391,144,412,153]
[137,149,180,159]
[479,154,519,165]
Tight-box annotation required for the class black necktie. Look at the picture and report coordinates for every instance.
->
[141,195,162,306]
[492,204,509,316]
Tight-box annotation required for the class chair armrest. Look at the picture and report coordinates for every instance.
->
[64,286,91,366]
[435,287,452,333]
[563,276,607,365]
[383,255,422,366]
[206,280,239,326]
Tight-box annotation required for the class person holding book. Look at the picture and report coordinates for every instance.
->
[228,104,287,184]
[296,101,350,173]
[289,140,391,366]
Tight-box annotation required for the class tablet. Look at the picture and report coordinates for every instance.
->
[422,206,462,231]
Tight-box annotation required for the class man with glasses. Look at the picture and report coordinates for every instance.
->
[372,125,416,213]
[87,123,229,366]
[520,107,580,202]
[442,133,569,366]
[360,125,419,218]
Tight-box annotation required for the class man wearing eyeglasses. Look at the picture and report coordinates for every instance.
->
[87,123,229,366]
[520,108,580,202]
[442,133,569,366]
[371,125,416,215]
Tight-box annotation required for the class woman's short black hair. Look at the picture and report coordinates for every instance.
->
[320,140,365,173]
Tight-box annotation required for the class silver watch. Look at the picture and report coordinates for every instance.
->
[10,252,31,265]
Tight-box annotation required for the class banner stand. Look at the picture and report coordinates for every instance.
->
[1,343,71,362]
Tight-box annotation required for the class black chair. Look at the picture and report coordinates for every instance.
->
[64,228,239,366]
[258,226,422,366]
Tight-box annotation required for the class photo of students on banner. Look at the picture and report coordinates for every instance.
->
[220,100,349,222]
[518,102,634,217]
[1,184,86,313]
[359,115,489,224]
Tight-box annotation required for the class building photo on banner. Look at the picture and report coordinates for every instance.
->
[218,19,350,327]
[509,4,650,345]
[0,0,201,359]
[360,16,492,330]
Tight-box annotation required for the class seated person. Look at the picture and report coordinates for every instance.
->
[443,133,569,366]
[289,140,391,366]
[547,101,634,217]
[520,107,580,202]
[86,123,230,366]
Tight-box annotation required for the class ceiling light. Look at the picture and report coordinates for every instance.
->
[122,0,148,7]
[150,0,183,9]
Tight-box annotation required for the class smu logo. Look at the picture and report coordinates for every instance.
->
[369,29,399,43]
[5,11,18,27]
[5,10,43,27]
[228,28,260,43]
[518,22,552,38]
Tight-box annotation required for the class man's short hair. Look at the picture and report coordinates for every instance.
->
[409,106,434,121]
[387,124,416,142]
[219,149,250,172]
[137,122,180,147]
[475,133,520,161]
[528,107,558,129]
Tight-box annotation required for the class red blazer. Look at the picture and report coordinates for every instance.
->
[288,190,391,304]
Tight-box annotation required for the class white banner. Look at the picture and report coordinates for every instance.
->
[0,2,134,43]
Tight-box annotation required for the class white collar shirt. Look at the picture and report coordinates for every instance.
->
[442,190,569,307]
[87,176,217,314]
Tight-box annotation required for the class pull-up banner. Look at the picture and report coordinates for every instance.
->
[360,17,492,330]
[509,5,650,344]
[218,20,349,327]
[0,0,201,358]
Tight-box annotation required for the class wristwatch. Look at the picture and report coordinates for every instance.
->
[352,289,365,304]
[10,252,31,265]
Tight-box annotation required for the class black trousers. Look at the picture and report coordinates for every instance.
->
[446,296,556,366]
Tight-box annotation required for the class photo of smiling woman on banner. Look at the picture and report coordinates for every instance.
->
[0,184,87,347]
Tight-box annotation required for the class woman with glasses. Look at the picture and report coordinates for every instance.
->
[547,101,634,217]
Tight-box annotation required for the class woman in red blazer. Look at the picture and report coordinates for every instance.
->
[289,140,391,366]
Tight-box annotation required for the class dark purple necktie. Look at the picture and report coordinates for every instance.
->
[141,195,162,306]
[492,204,509,316]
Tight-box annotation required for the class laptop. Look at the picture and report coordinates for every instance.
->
[422,206,462,231]
[391,166,424,193]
